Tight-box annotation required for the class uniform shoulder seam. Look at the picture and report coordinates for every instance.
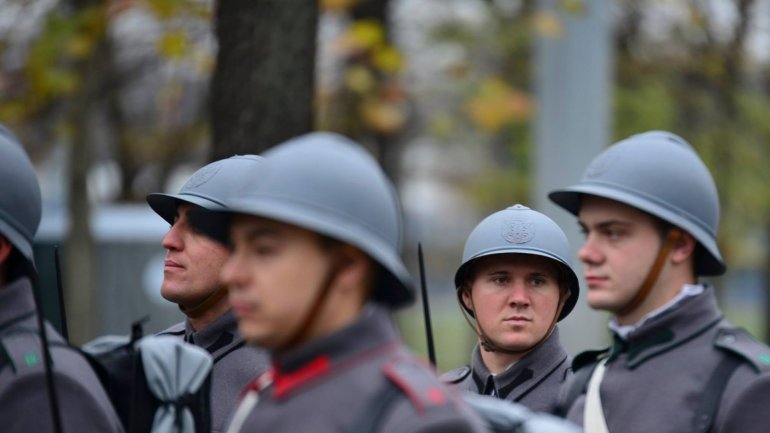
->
[439,365,471,384]
[714,327,770,373]
[382,356,451,414]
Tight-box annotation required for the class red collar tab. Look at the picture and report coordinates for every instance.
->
[273,355,331,399]
[383,356,450,413]
[239,369,274,401]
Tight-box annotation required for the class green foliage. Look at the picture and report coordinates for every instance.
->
[612,1,770,271]
[424,2,536,211]
[4,6,104,120]
[613,80,677,141]
[395,302,477,373]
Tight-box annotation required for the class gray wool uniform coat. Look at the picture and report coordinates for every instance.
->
[442,327,570,414]
[557,286,770,433]
[0,278,124,433]
[159,309,270,433]
[226,304,491,433]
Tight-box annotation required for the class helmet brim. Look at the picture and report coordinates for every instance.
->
[0,219,34,269]
[146,192,227,225]
[549,184,726,276]
[194,196,416,309]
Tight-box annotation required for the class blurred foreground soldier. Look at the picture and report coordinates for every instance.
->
[0,126,123,432]
[443,205,579,413]
[204,132,490,433]
[147,156,270,433]
[549,131,770,433]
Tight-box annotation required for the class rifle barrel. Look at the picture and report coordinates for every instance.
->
[54,247,69,341]
[418,243,437,366]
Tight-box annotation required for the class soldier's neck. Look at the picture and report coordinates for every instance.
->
[187,300,231,332]
[479,344,523,374]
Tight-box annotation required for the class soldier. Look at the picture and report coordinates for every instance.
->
[146,155,270,433]
[549,131,770,433]
[200,132,490,433]
[442,204,579,414]
[0,125,124,432]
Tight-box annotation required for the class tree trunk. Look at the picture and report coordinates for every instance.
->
[63,0,111,344]
[210,0,318,158]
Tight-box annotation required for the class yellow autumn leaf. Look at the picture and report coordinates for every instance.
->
[158,31,187,59]
[372,45,403,74]
[147,0,180,19]
[532,11,563,39]
[348,20,385,51]
[465,78,533,133]
[0,102,29,123]
[67,34,95,59]
[360,99,405,133]
[506,90,534,122]
[344,66,375,94]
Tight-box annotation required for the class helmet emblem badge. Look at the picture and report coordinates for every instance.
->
[186,163,222,188]
[501,218,535,244]
[585,146,621,179]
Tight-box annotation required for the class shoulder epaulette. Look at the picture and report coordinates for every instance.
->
[439,365,471,384]
[571,348,608,371]
[382,356,451,413]
[714,327,770,373]
[0,329,46,376]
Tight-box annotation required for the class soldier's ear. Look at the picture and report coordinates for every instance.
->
[670,231,697,265]
[460,287,474,311]
[0,236,12,264]
[333,245,374,288]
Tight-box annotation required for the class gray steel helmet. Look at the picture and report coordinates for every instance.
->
[147,155,264,225]
[223,132,415,308]
[454,204,579,321]
[549,131,725,276]
[0,125,42,269]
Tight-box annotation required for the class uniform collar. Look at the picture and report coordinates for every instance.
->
[0,277,36,331]
[608,286,723,368]
[184,308,243,356]
[269,303,400,399]
[610,283,705,339]
[470,327,568,400]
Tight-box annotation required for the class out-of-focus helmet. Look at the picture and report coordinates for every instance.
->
[0,125,41,270]
[146,155,264,224]
[221,132,414,308]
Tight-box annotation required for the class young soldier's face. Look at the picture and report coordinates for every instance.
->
[577,195,664,317]
[221,215,336,350]
[463,254,563,352]
[161,203,230,310]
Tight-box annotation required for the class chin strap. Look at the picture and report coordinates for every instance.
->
[617,228,683,318]
[179,285,229,319]
[279,256,343,352]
